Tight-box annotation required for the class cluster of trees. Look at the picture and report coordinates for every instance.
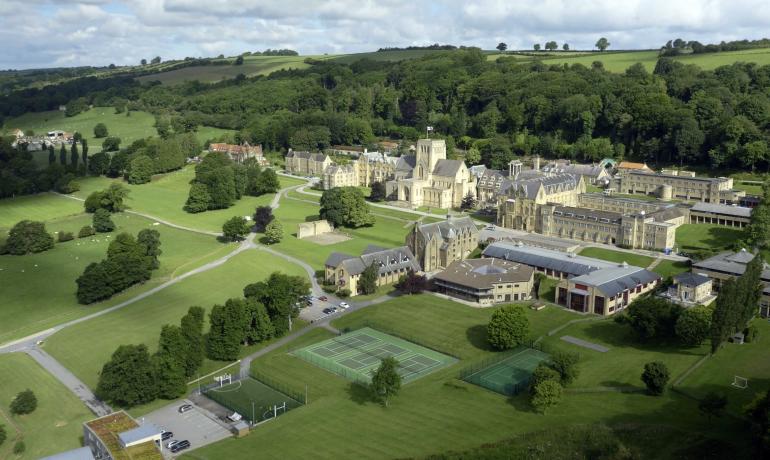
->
[96,306,204,407]
[377,44,458,52]
[661,38,770,56]
[76,230,161,304]
[531,41,570,52]
[710,253,763,352]
[0,136,83,198]
[1,220,54,255]
[746,389,770,457]
[487,305,529,350]
[184,153,279,213]
[529,351,580,413]
[744,182,770,249]
[206,272,310,360]
[319,187,375,228]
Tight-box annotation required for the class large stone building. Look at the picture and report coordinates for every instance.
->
[386,139,476,209]
[689,202,752,228]
[285,150,332,176]
[542,161,611,185]
[616,170,745,203]
[663,272,715,307]
[209,142,267,165]
[433,258,534,305]
[496,174,585,231]
[405,216,479,272]
[690,249,770,317]
[322,151,398,190]
[324,245,420,296]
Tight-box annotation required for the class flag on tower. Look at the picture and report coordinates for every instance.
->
[426,126,433,131]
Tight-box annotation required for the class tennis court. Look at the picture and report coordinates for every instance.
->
[204,378,303,423]
[462,348,550,396]
[293,327,457,384]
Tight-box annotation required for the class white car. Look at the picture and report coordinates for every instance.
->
[167,440,180,449]
[338,302,350,309]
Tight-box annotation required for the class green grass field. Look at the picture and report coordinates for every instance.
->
[652,259,691,279]
[578,247,655,268]
[675,224,743,252]
[0,211,227,342]
[187,295,747,459]
[0,354,92,460]
[0,193,83,233]
[204,378,303,423]
[68,168,306,233]
[45,248,308,390]
[676,319,770,416]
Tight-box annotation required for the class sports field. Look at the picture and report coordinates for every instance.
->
[578,247,654,268]
[205,378,303,423]
[462,347,550,396]
[293,327,457,384]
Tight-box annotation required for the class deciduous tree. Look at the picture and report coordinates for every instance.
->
[93,123,108,138]
[2,220,54,255]
[641,361,670,396]
[675,305,712,346]
[96,344,158,407]
[370,357,401,407]
[253,205,274,232]
[531,380,562,413]
[92,208,115,233]
[320,187,375,228]
[206,299,248,360]
[180,306,206,377]
[9,390,37,415]
[596,37,610,51]
[358,263,378,295]
[487,305,529,350]
[264,219,283,244]
[222,216,250,241]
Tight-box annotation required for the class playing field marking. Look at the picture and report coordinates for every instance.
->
[210,380,243,393]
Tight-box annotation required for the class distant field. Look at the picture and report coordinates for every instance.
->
[578,247,655,268]
[493,48,770,73]
[0,354,92,460]
[331,49,451,64]
[136,55,328,85]
[675,224,743,253]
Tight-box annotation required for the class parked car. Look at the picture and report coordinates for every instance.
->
[322,308,332,314]
[319,296,328,302]
[161,431,174,441]
[338,302,350,309]
[166,440,180,449]
[170,440,191,453]
[178,404,194,413]
[485,225,495,230]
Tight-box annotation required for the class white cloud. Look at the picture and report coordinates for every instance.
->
[1,0,769,69]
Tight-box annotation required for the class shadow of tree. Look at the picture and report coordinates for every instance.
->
[465,324,493,352]
[346,382,371,405]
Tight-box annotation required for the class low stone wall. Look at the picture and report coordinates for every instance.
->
[297,220,334,239]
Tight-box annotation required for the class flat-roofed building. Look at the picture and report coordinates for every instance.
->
[482,242,616,279]
[433,258,534,305]
[689,202,752,228]
[556,263,661,315]
[324,245,420,296]
[617,171,744,204]
[83,411,162,460]
[691,249,770,292]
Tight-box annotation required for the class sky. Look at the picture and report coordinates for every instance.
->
[1,0,769,70]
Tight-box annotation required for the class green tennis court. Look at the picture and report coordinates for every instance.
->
[292,327,457,384]
[463,348,550,396]
[204,378,303,423]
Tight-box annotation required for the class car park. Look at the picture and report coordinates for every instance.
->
[178,404,194,413]
[170,440,191,453]
[161,431,174,441]
[319,296,328,301]
[339,302,349,309]
[322,307,332,314]
[166,440,180,449]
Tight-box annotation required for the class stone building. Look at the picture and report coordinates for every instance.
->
[689,202,752,228]
[496,174,585,231]
[385,139,476,209]
[405,216,479,272]
[322,152,398,190]
[543,162,611,185]
[209,142,267,165]
[433,258,534,305]
[285,150,332,176]
[577,193,666,215]
[616,170,745,203]
[663,272,715,307]
[322,164,358,189]
[324,245,420,296]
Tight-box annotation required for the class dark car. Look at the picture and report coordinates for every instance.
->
[322,307,332,314]
[319,296,328,302]
[178,404,194,413]
[170,440,191,453]
[161,431,174,441]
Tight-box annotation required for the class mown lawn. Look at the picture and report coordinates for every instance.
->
[69,167,306,233]
[578,247,655,268]
[0,354,92,460]
[676,319,770,416]
[0,193,83,233]
[675,224,743,252]
[539,319,709,389]
[45,249,308,390]
[652,259,691,279]
[0,212,227,342]
[185,295,746,460]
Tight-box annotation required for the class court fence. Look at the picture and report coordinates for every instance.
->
[291,346,373,385]
[345,320,461,359]
[457,345,551,397]
[250,369,307,405]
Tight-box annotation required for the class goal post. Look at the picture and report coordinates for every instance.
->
[214,373,233,387]
[732,375,748,389]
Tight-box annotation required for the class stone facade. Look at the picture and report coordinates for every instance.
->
[324,245,420,296]
[664,272,715,306]
[433,258,534,305]
[405,216,479,272]
[496,174,585,231]
[386,139,476,209]
[322,152,397,190]
[617,171,744,203]
[297,220,334,239]
[209,142,267,165]
[285,150,332,176]
[556,264,661,316]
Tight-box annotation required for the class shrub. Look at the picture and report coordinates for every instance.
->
[744,324,759,343]
[487,305,529,350]
[78,226,96,238]
[58,231,74,242]
[529,363,560,395]
[531,380,563,413]
[549,351,580,386]
[337,288,351,298]
[0,424,6,447]
[675,305,712,346]
[13,441,24,455]
[10,389,37,415]
[641,361,670,396]
[3,220,54,255]
[322,285,337,294]
[93,209,115,233]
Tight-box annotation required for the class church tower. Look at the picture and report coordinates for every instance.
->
[415,139,446,179]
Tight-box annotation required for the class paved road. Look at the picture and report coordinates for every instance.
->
[143,400,231,457]
[25,347,112,416]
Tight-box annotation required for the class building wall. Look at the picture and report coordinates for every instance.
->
[435,276,533,306]
[578,194,663,215]
[496,179,584,231]
[297,220,333,239]
[689,211,750,228]
[406,223,478,272]
[618,173,734,203]
[325,264,411,296]
[556,278,659,316]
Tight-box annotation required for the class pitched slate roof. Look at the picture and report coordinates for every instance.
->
[415,216,478,241]
[432,159,464,177]
[571,265,661,297]
[501,173,579,199]
[674,272,711,286]
[286,150,312,159]
[690,202,752,218]
[434,258,534,289]
[482,242,616,277]
[692,249,770,281]
[325,246,421,275]
[395,155,417,171]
